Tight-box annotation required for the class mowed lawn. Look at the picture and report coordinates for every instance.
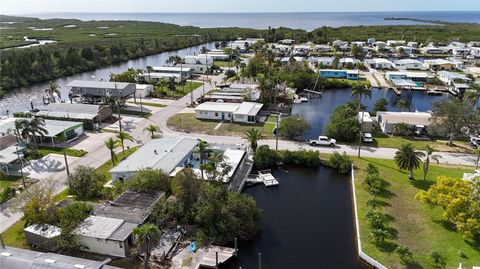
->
[353,157,479,268]
[373,136,473,153]
[167,113,276,139]
[213,60,233,67]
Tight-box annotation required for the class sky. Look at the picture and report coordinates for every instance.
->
[1,0,479,14]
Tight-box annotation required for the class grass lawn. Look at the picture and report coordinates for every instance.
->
[352,157,479,268]
[214,60,233,67]
[167,113,276,139]
[95,146,139,182]
[1,219,28,248]
[155,81,204,98]
[373,136,472,153]
[127,101,166,108]
[37,146,88,158]
[0,174,23,190]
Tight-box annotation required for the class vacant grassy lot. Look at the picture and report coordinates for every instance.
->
[353,157,479,268]
[167,113,276,139]
[373,136,472,153]
[38,146,88,158]
[214,60,233,67]
[127,101,166,108]
[154,81,204,98]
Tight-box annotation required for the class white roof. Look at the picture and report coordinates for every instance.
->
[234,102,263,116]
[221,149,245,182]
[0,145,22,164]
[358,112,373,123]
[0,117,83,137]
[151,66,193,72]
[368,58,393,64]
[438,71,471,81]
[74,216,124,239]
[24,224,61,238]
[394,59,422,65]
[377,111,432,125]
[67,80,133,90]
[136,84,152,90]
[424,59,454,65]
[195,102,240,113]
[110,137,198,174]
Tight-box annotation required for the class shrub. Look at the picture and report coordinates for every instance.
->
[67,166,105,200]
[278,149,321,166]
[327,152,352,174]
[254,145,278,170]
[278,114,310,140]
[126,168,171,194]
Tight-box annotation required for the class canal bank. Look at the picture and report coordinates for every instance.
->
[222,165,366,269]
[0,41,223,114]
[292,87,449,139]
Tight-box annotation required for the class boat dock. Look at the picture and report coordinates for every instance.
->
[170,245,236,269]
[246,169,279,187]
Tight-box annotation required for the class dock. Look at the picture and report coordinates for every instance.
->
[170,245,236,269]
[246,169,279,187]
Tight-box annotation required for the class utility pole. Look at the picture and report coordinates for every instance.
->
[63,148,70,176]
[115,84,123,133]
[15,146,25,188]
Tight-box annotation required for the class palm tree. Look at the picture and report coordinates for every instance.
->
[194,141,211,179]
[474,148,480,170]
[351,84,372,157]
[105,137,120,164]
[116,131,134,155]
[463,83,480,111]
[45,80,61,103]
[395,245,413,264]
[394,143,425,180]
[396,99,409,112]
[423,145,442,180]
[25,117,48,152]
[244,128,265,152]
[133,224,161,269]
[143,125,161,139]
[429,250,446,269]
[368,227,389,245]
[14,119,29,143]
[145,66,153,83]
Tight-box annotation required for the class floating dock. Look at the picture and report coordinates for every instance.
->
[246,169,279,187]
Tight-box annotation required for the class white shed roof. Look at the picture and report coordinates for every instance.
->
[75,216,124,240]
[0,117,83,137]
[234,102,263,116]
[67,80,133,90]
[195,102,240,113]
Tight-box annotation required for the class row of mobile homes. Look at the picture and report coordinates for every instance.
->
[364,58,394,69]
[319,69,359,80]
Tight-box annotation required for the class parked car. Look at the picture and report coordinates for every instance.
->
[471,136,480,148]
[362,132,373,143]
[308,136,336,147]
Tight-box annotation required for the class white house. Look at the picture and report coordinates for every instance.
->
[364,58,393,69]
[407,41,418,48]
[195,102,263,123]
[372,41,387,51]
[74,216,137,258]
[332,40,348,47]
[135,84,153,98]
[393,59,426,70]
[313,44,331,53]
[185,55,214,65]
[396,46,416,54]
[422,46,444,54]
[376,111,432,134]
[438,71,472,86]
[109,137,198,181]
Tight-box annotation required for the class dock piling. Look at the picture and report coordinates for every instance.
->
[234,237,238,257]
[258,252,262,269]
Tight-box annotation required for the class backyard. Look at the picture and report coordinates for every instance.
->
[353,157,479,268]
[369,136,473,153]
[167,113,277,139]
[153,81,204,98]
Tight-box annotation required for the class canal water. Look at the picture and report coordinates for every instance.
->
[222,166,365,269]
[292,87,450,139]
[0,42,221,114]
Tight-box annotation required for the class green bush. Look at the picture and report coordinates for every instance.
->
[327,152,352,174]
[0,187,15,203]
[278,149,321,166]
[254,145,278,170]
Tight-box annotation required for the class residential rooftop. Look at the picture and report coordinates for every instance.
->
[67,80,134,90]
[0,117,83,137]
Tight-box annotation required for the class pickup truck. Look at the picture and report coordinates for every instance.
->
[308,136,336,147]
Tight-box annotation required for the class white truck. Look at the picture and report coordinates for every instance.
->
[308,136,336,147]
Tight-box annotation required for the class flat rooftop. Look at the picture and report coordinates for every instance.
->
[195,102,240,113]
[109,137,198,174]
[377,111,432,125]
[67,80,133,90]
[0,117,83,137]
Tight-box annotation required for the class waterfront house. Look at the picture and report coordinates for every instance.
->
[438,71,472,86]
[109,137,198,181]
[185,55,214,66]
[204,50,230,61]
[364,58,393,69]
[393,59,426,70]
[36,103,112,126]
[376,111,432,134]
[421,46,444,54]
[319,69,359,80]
[0,135,26,175]
[205,84,260,103]
[0,246,120,269]
[0,117,84,146]
[68,80,136,102]
[139,66,194,83]
[195,102,263,123]
[151,66,193,79]
[423,59,456,71]
[385,71,429,87]
[135,84,154,98]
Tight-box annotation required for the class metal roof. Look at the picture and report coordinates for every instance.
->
[24,224,61,238]
[195,102,240,113]
[74,216,124,240]
[0,246,120,269]
[108,221,138,241]
[37,103,102,120]
[67,80,133,90]
[377,111,432,125]
[0,117,83,137]
[150,66,193,72]
[109,137,198,174]
[0,145,21,164]
[234,102,263,116]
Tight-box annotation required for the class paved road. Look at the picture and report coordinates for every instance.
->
[1,72,476,233]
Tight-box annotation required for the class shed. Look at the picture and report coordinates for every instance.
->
[24,224,62,252]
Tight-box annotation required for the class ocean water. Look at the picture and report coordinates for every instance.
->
[17,11,480,31]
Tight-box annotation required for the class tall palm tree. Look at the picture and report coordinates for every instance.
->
[14,119,29,143]
[474,148,480,170]
[351,84,372,157]
[26,117,48,152]
[244,128,264,152]
[133,224,161,269]
[145,66,153,83]
[194,141,211,179]
[116,131,134,155]
[45,80,61,103]
[423,145,442,180]
[143,125,161,139]
[463,83,480,111]
[396,99,409,112]
[105,137,120,164]
[394,143,425,180]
